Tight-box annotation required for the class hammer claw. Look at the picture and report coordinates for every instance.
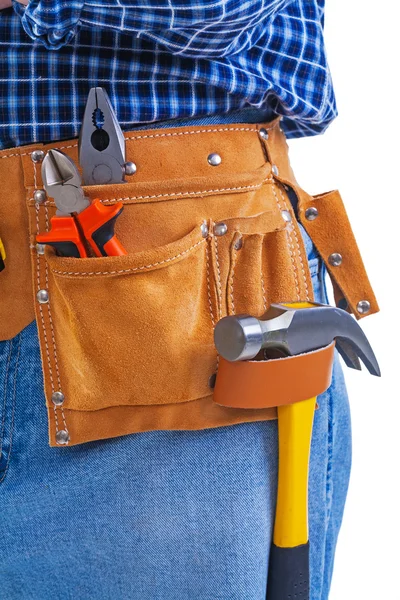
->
[335,338,362,371]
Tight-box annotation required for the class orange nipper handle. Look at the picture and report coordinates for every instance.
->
[36,216,88,258]
[76,199,127,257]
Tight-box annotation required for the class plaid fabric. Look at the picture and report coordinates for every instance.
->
[0,0,337,149]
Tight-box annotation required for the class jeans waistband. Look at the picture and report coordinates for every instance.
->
[129,106,277,130]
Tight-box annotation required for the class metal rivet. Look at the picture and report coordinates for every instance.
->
[207,153,222,167]
[305,207,319,221]
[214,222,228,236]
[201,221,209,238]
[31,149,45,163]
[36,243,45,255]
[281,210,292,223]
[208,373,217,389]
[124,161,137,176]
[33,189,47,204]
[51,391,65,406]
[259,128,268,140]
[328,253,343,267]
[55,430,70,445]
[357,300,371,315]
[272,165,279,176]
[234,237,243,250]
[37,289,49,304]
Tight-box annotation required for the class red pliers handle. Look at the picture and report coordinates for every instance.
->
[37,199,127,258]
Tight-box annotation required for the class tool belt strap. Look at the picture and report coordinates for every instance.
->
[0,118,379,446]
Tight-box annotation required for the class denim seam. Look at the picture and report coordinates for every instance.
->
[0,338,13,459]
[325,383,335,524]
[276,183,310,301]
[0,333,21,485]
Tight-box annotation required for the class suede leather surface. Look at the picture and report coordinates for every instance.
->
[298,190,379,318]
[0,118,379,446]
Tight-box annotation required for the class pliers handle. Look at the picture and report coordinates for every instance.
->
[37,199,127,258]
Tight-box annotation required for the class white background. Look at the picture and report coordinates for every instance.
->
[288,2,399,598]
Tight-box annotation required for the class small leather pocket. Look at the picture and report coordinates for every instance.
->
[44,223,216,413]
[226,226,308,318]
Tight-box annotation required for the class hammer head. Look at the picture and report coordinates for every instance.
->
[214,303,380,377]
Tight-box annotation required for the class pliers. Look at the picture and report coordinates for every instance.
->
[37,87,134,257]
[37,149,127,257]
[78,87,136,185]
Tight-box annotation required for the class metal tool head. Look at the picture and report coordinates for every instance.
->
[214,303,380,377]
[78,87,126,185]
[41,149,90,216]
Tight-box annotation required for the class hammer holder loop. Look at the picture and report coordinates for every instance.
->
[213,342,335,410]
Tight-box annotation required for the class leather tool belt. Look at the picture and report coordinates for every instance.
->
[0,118,379,446]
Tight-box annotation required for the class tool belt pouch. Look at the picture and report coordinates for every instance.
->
[0,123,379,447]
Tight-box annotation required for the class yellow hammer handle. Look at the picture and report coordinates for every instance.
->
[273,397,316,547]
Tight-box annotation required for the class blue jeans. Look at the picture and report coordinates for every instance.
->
[0,111,351,600]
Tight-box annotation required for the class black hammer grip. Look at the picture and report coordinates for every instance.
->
[266,542,309,600]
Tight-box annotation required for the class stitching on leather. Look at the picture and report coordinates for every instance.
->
[260,268,267,312]
[124,126,259,141]
[33,163,67,439]
[0,339,13,458]
[0,142,78,160]
[205,239,216,328]
[34,180,270,207]
[44,204,67,432]
[0,124,279,160]
[52,237,206,276]
[0,152,25,159]
[35,204,57,416]
[0,333,21,485]
[213,232,223,320]
[271,182,301,301]
[276,184,310,301]
[229,237,240,314]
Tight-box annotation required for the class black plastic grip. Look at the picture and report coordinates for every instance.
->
[43,241,83,258]
[266,542,309,600]
[91,209,123,256]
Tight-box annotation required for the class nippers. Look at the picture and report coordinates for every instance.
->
[37,149,127,258]
[36,87,133,257]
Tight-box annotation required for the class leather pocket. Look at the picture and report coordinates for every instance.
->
[43,223,217,413]
[226,226,306,318]
[31,174,307,446]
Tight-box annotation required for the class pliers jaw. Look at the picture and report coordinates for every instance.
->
[78,87,127,185]
[42,150,90,217]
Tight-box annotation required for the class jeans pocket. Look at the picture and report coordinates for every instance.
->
[0,333,21,484]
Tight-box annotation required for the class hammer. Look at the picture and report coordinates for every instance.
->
[214,302,380,600]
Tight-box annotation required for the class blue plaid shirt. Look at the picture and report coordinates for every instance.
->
[0,0,337,150]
